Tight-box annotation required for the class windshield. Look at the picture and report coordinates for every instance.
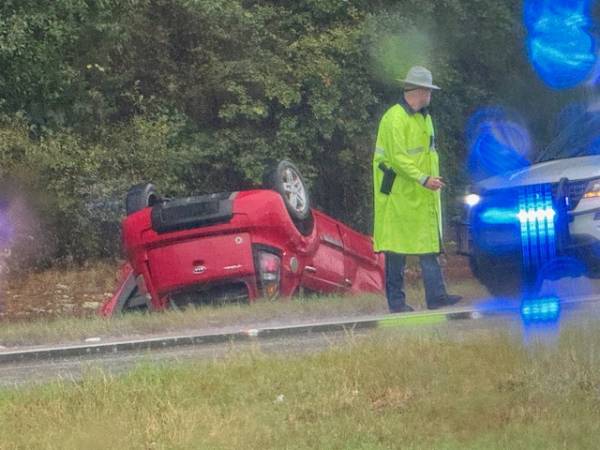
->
[536,106,600,163]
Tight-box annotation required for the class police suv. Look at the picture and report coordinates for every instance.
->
[457,113,600,297]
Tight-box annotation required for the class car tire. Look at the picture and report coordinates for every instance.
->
[470,251,537,297]
[125,183,160,215]
[263,160,314,235]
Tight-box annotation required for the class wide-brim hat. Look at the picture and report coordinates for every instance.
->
[397,66,441,90]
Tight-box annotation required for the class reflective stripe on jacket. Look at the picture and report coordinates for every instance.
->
[372,103,442,254]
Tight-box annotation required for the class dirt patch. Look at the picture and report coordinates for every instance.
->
[0,261,121,322]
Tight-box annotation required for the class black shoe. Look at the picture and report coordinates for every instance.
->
[427,294,462,310]
[389,304,415,314]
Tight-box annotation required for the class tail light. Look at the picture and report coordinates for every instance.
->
[257,250,281,298]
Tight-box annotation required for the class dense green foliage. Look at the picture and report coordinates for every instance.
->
[0,0,582,266]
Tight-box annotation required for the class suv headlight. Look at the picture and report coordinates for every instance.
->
[463,186,481,207]
[464,193,481,207]
[583,179,600,199]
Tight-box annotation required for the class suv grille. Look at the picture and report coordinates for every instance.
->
[551,180,589,210]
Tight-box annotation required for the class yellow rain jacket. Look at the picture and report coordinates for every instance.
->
[372,101,442,254]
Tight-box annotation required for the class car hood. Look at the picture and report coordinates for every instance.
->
[476,155,600,191]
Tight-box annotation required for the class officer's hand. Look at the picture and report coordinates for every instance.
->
[424,176,446,191]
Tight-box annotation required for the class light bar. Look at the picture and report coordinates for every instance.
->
[517,207,555,224]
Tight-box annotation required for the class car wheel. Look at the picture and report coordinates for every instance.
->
[470,252,537,297]
[125,183,160,215]
[263,160,314,234]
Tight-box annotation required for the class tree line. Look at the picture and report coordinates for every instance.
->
[0,0,578,268]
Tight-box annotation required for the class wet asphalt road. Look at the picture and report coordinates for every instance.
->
[1,279,598,388]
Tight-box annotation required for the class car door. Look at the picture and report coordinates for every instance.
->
[300,211,346,293]
[339,224,384,294]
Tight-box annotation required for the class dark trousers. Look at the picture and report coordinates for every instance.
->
[384,252,448,310]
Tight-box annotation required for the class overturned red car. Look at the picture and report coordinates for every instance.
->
[100,160,384,315]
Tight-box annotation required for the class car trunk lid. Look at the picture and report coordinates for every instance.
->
[146,232,255,295]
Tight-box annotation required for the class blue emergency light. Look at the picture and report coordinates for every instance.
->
[520,296,561,323]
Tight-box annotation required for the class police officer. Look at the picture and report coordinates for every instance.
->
[373,66,462,312]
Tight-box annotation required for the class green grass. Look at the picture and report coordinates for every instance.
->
[1,320,600,449]
[0,279,487,348]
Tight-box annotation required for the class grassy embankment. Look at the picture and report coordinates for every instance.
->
[0,259,485,348]
[1,320,600,449]
[0,277,486,348]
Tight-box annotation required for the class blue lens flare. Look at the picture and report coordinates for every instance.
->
[479,206,555,225]
[466,108,531,181]
[524,0,596,89]
[479,207,519,225]
[520,296,561,323]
